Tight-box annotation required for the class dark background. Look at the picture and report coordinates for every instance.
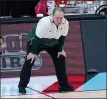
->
[0,0,39,17]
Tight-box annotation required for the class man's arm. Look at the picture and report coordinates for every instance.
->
[30,20,48,55]
[27,19,48,63]
[57,19,69,52]
[57,36,66,52]
[30,36,41,55]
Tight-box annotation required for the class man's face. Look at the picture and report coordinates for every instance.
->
[53,11,64,26]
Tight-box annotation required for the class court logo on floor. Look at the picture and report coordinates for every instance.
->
[0,34,42,72]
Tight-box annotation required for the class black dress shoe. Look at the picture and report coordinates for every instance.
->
[59,84,74,92]
[19,88,26,94]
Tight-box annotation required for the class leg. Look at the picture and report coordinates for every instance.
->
[45,46,68,86]
[18,58,35,88]
[18,41,34,89]
[53,55,74,92]
[45,46,74,92]
[18,41,43,93]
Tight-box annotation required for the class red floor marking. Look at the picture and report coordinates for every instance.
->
[43,75,85,92]
[27,87,55,99]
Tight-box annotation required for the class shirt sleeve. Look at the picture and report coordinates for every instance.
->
[30,36,41,55]
[57,36,66,52]
[57,20,69,52]
[35,20,48,38]
[62,20,69,36]
[30,19,48,55]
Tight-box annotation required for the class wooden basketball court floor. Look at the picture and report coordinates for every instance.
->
[1,90,106,99]
[1,90,107,99]
[1,72,106,99]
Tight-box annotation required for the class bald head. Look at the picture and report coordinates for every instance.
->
[52,7,65,26]
[52,7,65,16]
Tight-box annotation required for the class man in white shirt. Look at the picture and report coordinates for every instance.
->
[18,7,74,94]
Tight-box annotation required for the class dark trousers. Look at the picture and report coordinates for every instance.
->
[18,41,69,88]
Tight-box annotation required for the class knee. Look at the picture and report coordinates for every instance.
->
[58,55,66,60]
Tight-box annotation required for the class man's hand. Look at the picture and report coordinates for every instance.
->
[27,52,37,63]
[57,50,66,58]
